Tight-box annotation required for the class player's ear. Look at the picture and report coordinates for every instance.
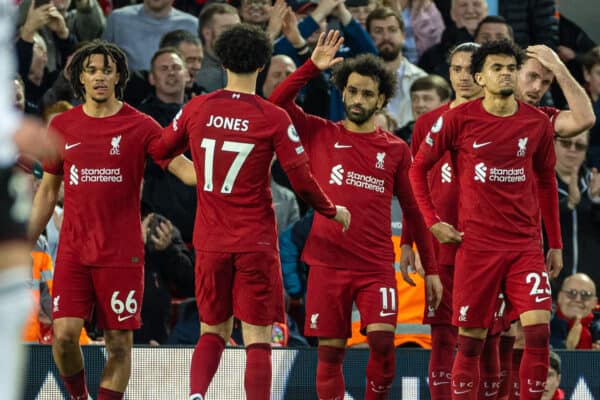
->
[376,94,385,110]
[474,72,484,87]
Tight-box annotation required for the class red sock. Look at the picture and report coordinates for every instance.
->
[365,331,395,400]
[451,335,484,400]
[61,369,89,400]
[478,334,500,400]
[97,387,124,400]
[509,349,524,400]
[429,324,457,400]
[519,324,549,400]
[316,345,346,400]
[244,343,272,400]
[497,336,515,400]
[189,333,226,397]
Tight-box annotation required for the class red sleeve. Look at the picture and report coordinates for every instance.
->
[409,112,458,228]
[395,144,438,274]
[401,115,430,246]
[42,120,64,175]
[534,120,562,249]
[150,105,191,162]
[286,162,336,218]
[273,111,336,218]
[268,59,329,141]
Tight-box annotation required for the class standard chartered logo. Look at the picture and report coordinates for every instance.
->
[329,164,344,185]
[69,164,123,184]
[69,165,79,185]
[328,164,385,193]
[474,162,526,183]
[441,162,452,183]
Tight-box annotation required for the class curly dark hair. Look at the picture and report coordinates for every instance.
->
[67,40,129,100]
[470,39,524,76]
[214,24,271,74]
[331,54,396,107]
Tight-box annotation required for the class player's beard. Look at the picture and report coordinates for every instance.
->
[344,102,377,125]
[499,88,514,97]
[377,42,402,62]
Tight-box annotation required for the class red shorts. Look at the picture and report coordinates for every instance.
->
[488,293,517,335]
[453,249,552,328]
[305,265,397,338]
[423,263,454,325]
[195,250,284,326]
[52,260,144,330]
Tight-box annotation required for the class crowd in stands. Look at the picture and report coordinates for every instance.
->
[16,0,600,360]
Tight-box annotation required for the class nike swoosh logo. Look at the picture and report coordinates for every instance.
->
[485,391,499,397]
[529,388,544,393]
[472,141,492,148]
[535,296,550,303]
[432,381,450,386]
[379,311,396,317]
[65,142,81,150]
[117,314,134,322]
[334,142,352,149]
[453,389,471,395]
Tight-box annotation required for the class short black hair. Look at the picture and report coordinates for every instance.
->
[159,29,202,49]
[410,75,452,102]
[214,24,272,73]
[68,40,129,100]
[470,39,524,76]
[332,54,397,107]
[198,2,239,36]
[549,351,561,375]
[473,15,514,41]
[447,42,480,63]
[150,47,185,72]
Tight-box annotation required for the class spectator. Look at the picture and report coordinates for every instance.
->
[395,74,451,144]
[134,211,194,345]
[551,131,600,289]
[139,48,197,244]
[345,0,375,28]
[160,29,205,98]
[367,7,427,128]
[373,109,398,132]
[102,0,198,72]
[17,0,85,74]
[271,178,300,233]
[405,0,445,61]
[196,3,241,92]
[418,0,487,80]
[14,75,39,115]
[473,15,513,44]
[542,351,565,400]
[582,47,600,167]
[261,54,297,98]
[550,273,600,349]
[498,0,558,50]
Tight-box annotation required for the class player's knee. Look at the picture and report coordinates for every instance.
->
[367,330,395,356]
[105,333,133,361]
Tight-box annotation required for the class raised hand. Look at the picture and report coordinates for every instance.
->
[429,221,463,244]
[266,0,289,41]
[526,45,565,74]
[310,30,344,71]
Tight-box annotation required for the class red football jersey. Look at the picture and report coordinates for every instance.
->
[410,98,562,251]
[161,90,334,252]
[407,103,459,266]
[538,106,561,129]
[44,104,165,267]
[269,60,437,273]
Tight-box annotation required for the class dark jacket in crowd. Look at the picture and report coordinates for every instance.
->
[498,0,558,49]
[550,306,600,349]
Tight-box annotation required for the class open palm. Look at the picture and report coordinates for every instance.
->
[310,30,345,71]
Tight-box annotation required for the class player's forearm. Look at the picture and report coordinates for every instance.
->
[400,215,413,245]
[167,155,196,186]
[27,183,59,243]
[555,68,596,137]
[409,160,440,228]
[537,171,563,249]
[269,59,320,109]
[286,162,336,218]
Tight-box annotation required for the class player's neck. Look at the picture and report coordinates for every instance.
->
[82,97,123,118]
[481,94,518,117]
[450,93,483,109]
[225,70,258,95]
[343,118,376,133]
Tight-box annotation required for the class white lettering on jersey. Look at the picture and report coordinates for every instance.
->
[441,162,452,183]
[517,137,528,157]
[375,152,385,169]
[206,114,249,132]
[110,135,121,155]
